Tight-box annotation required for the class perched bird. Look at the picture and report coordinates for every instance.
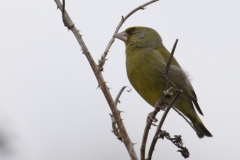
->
[114,26,212,138]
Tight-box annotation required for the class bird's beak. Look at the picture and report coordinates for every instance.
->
[113,31,128,42]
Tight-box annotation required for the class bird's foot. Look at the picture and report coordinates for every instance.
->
[147,111,158,126]
[146,100,169,126]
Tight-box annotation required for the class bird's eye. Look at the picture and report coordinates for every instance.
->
[126,28,136,35]
[126,28,146,39]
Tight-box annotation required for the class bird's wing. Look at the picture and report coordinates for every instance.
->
[156,47,204,116]
[189,90,204,115]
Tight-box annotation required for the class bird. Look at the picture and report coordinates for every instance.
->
[114,26,212,138]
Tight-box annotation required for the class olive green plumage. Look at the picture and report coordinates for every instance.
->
[114,27,212,138]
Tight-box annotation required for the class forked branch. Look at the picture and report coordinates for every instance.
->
[147,90,182,160]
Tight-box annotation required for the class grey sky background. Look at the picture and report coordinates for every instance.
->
[0,0,239,159]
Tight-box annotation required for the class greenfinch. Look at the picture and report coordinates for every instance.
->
[114,27,212,138]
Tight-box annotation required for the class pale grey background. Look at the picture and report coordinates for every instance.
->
[0,0,239,159]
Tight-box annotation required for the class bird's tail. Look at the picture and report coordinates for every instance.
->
[191,112,213,138]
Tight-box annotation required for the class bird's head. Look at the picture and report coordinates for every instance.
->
[114,26,162,50]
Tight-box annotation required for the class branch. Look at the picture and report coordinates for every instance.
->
[164,39,178,90]
[140,39,178,160]
[54,1,138,159]
[115,86,131,107]
[159,70,177,89]
[172,108,199,133]
[147,90,182,160]
[97,0,159,71]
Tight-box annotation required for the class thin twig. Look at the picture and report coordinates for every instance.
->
[140,107,158,160]
[141,91,170,160]
[98,0,159,71]
[140,39,178,160]
[146,39,179,160]
[115,86,131,107]
[147,90,182,160]
[164,39,178,90]
[172,108,199,133]
[159,70,177,89]
[54,1,138,159]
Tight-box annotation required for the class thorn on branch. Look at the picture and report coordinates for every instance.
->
[67,23,75,30]
[96,83,100,89]
[140,5,145,10]
[119,110,125,113]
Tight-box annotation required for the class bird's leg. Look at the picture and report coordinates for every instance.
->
[146,100,168,126]
[146,87,176,126]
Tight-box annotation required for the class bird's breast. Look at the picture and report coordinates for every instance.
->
[126,49,165,106]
